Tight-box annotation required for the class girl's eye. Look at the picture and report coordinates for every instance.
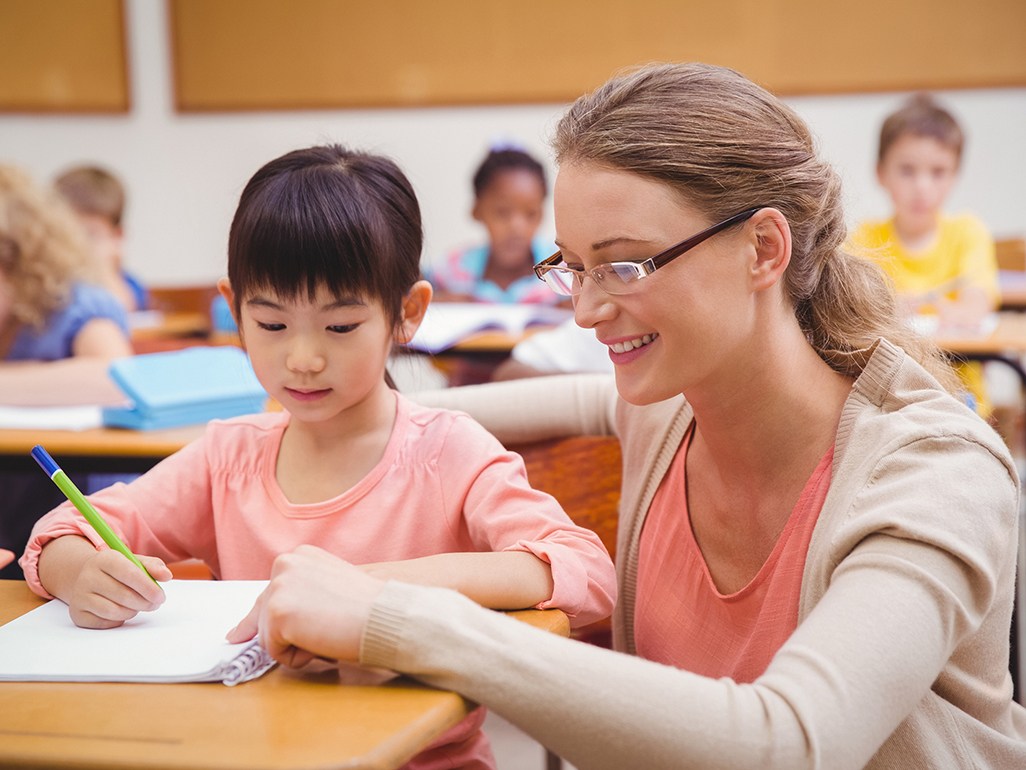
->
[327,324,359,334]
[257,322,285,331]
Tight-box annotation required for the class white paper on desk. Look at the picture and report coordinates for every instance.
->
[0,405,104,431]
[409,303,573,353]
[0,580,275,685]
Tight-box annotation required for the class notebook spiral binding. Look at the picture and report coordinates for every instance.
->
[223,643,277,687]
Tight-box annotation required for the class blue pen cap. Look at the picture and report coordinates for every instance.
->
[31,445,60,478]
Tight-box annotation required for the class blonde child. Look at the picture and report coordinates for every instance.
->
[426,146,562,304]
[850,93,999,412]
[22,145,616,770]
[0,165,133,405]
[53,165,148,312]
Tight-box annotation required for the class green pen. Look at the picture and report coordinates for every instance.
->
[31,444,161,588]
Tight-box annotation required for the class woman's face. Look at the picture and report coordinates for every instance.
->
[554,163,759,405]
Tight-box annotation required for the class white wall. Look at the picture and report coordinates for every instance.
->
[1,0,1023,287]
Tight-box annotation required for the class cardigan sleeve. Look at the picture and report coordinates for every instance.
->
[410,373,619,445]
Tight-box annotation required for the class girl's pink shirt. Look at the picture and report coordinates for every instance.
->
[21,394,616,628]
[634,427,833,683]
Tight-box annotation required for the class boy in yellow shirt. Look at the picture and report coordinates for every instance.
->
[851,94,999,413]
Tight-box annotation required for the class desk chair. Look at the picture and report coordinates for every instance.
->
[996,238,1026,272]
[510,436,622,770]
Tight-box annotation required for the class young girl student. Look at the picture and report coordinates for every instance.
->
[425,145,563,304]
[21,145,617,770]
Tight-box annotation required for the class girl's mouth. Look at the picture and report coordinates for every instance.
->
[286,388,331,402]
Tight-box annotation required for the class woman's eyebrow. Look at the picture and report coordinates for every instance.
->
[555,236,656,252]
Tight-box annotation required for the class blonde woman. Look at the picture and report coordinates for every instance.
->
[0,165,132,405]
[231,64,1026,768]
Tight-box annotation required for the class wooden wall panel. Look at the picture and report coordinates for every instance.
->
[0,0,129,113]
[170,0,1026,111]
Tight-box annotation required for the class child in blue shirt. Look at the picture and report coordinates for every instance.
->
[426,146,563,305]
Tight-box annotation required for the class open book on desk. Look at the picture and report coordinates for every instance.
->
[0,579,275,686]
[409,302,573,354]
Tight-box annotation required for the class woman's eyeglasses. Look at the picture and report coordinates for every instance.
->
[533,207,763,297]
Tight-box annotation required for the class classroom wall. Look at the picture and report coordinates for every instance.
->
[0,0,1023,287]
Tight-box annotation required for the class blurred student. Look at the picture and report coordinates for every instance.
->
[0,165,132,404]
[54,165,149,313]
[426,146,563,305]
[1,164,133,579]
[850,94,998,413]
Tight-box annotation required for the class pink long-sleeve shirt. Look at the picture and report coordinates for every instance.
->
[23,394,616,627]
[22,393,617,770]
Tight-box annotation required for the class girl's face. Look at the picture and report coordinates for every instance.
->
[877,133,959,232]
[554,163,759,406]
[230,283,397,426]
[473,169,545,268]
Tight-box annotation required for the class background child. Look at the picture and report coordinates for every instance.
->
[22,145,615,770]
[53,165,149,313]
[850,93,999,413]
[426,145,563,304]
[0,164,134,579]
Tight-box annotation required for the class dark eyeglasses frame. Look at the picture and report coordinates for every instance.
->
[533,207,764,296]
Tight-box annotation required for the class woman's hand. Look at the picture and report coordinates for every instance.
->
[227,545,387,668]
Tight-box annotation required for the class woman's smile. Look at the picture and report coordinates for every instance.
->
[603,332,659,364]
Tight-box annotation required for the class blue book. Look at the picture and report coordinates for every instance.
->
[102,347,267,430]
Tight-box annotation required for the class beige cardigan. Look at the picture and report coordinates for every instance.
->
[364,339,1026,768]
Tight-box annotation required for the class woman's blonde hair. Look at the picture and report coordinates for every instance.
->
[0,165,95,329]
[552,62,958,390]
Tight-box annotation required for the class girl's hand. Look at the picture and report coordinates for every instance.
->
[227,545,386,668]
[68,549,170,629]
[0,549,14,569]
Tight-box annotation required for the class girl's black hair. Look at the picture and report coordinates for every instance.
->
[227,144,422,330]
[472,148,547,199]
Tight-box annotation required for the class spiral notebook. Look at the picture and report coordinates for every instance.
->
[0,580,275,686]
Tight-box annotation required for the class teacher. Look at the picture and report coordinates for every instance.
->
[231,63,1026,768]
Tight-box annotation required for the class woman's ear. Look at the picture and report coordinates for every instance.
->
[749,208,792,293]
[394,280,433,343]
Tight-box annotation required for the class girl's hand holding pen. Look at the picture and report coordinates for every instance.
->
[227,545,385,668]
[37,534,171,629]
[69,549,172,629]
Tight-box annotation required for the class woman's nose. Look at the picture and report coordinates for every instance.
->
[573,276,616,329]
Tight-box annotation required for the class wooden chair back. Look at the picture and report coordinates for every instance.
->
[510,435,622,647]
[996,238,1026,272]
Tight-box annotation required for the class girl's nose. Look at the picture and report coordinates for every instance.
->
[286,338,327,373]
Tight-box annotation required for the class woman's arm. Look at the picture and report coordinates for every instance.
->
[410,373,619,444]
[232,437,1020,770]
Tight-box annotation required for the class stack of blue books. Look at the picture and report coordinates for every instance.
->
[102,347,268,430]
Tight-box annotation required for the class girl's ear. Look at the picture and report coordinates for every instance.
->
[394,280,433,344]
[216,277,244,342]
[749,208,792,293]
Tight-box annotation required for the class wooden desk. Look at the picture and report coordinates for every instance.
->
[0,581,567,770]
[934,311,1026,355]
[0,425,204,474]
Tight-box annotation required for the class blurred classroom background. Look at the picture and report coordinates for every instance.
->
[0,0,1023,291]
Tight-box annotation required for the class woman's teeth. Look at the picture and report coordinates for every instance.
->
[610,334,658,354]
